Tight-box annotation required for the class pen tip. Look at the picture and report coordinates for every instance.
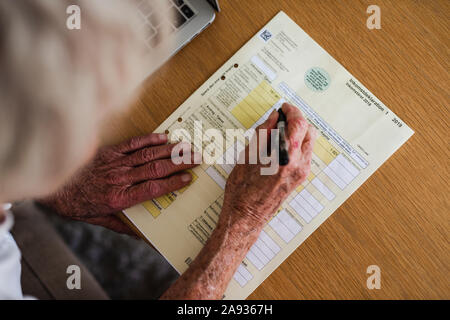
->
[278,108,286,122]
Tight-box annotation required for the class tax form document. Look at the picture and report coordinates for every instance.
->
[123,11,413,299]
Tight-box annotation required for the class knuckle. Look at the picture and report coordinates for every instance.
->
[147,181,162,196]
[290,118,303,130]
[304,143,313,155]
[142,147,156,161]
[294,108,303,117]
[149,161,167,177]
[298,165,310,180]
[289,138,300,150]
[128,137,142,150]
[286,162,309,182]
[298,118,308,130]
[301,116,308,124]
[147,162,160,178]
[168,176,181,190]
[290,118,308,136]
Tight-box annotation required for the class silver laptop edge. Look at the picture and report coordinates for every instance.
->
[171,0,217,57]
[137,0,219,78]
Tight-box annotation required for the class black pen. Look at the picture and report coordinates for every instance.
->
[277,109,289,166]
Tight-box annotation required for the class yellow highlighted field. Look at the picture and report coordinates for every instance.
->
[143,170,198,218]
[231,80,281,129]
[313,135,339,165]
[155,193,176,209]
[143,200,162,218]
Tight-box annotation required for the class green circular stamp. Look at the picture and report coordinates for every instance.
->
[304,67,331,92]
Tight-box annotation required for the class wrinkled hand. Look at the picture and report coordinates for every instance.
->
[221,103,317,231]
[37,133,199,235]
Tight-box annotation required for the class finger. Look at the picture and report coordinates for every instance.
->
[81,216,136,236]
[282,103,307,137]
[281,103,308,151]
[129,155,200,184]
[114,133,168,154]
[256,108,279,142]
[281,103,302,122]
[247,110,278,164]
[120,142,190,167]
[126,172,193,205]
[257,109,279,131]
[301,125,317,161]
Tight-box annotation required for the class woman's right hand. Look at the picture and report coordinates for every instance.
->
[161,104,317,300]
[220,103,317,232]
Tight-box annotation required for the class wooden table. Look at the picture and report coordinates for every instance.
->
[102,0,449,299]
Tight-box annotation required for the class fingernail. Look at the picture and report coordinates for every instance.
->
[181,173,192,182]
[159,134,168,140]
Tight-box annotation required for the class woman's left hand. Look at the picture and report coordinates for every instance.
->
[37,133,200,235]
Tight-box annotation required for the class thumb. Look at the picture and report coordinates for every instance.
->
[258,109,279,131]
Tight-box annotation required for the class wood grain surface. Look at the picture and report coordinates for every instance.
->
[102,0,449,299]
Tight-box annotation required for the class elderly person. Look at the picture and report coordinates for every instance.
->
[0,0,316,299]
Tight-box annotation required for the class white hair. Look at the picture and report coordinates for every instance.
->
[0,0,170,202]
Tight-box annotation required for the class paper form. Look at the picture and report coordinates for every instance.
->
[123,11,414,299]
